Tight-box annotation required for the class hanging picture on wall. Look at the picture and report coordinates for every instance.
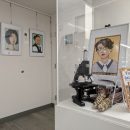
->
[29,29,45,57]
[88,23,129,81]
[64,34,73,45]
[1,23,22,55]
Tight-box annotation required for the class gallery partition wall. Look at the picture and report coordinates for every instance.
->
[0,0,54,119]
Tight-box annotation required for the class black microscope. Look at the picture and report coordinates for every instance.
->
[70,50,100,106]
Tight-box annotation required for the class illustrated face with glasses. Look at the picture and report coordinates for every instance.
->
[95,38,114,61]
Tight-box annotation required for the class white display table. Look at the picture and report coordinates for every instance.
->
[55,99,130,130]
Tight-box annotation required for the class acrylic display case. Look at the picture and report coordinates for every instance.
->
[56,0,130,130]
[57,0,92,103]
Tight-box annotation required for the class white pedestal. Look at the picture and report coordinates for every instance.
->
[55,99,130,130]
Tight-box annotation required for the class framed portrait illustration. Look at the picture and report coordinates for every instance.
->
[30,29,45,57]
[92,35,121,75]
[88,23,129,81]
[1,23,22,55]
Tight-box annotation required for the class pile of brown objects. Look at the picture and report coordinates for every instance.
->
[93,86,123,112]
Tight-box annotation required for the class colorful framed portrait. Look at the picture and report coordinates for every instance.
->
[120,68,130,111]
[88,24,129,81]
[1,23,22,55]
[92,35,121,75]
[30,29,45,57]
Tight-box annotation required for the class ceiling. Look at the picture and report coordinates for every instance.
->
[85,0,115,7]
[10,0,56,16]
[6,0,114,16]
[93,0,118,7]
[58,0,114,10]
[58,0,84,10]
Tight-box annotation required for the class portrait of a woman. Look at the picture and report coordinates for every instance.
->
[92,35,121,75]
[5,29,19,51]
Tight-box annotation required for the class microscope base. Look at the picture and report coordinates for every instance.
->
[72,95,85,106]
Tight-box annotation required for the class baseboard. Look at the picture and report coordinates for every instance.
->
[0,103,54,123]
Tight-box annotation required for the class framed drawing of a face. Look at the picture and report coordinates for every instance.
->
[30,29,45,57]
[1,23,22,55]
[88,23,129,81]
[92,35,121,75]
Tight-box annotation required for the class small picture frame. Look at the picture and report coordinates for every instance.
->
[64,34,73,45]
[88,23,129,81]
[120,68,130,111]
[1,23,22,55]
[29,29,45,57]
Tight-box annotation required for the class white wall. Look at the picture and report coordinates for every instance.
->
[94,0,130,28]
[94,0,130,66]
[0,0,52,118]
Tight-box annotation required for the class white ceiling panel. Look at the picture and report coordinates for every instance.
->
[92,0,117,7]
[9,0,56,15]
[2,0,116,16]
